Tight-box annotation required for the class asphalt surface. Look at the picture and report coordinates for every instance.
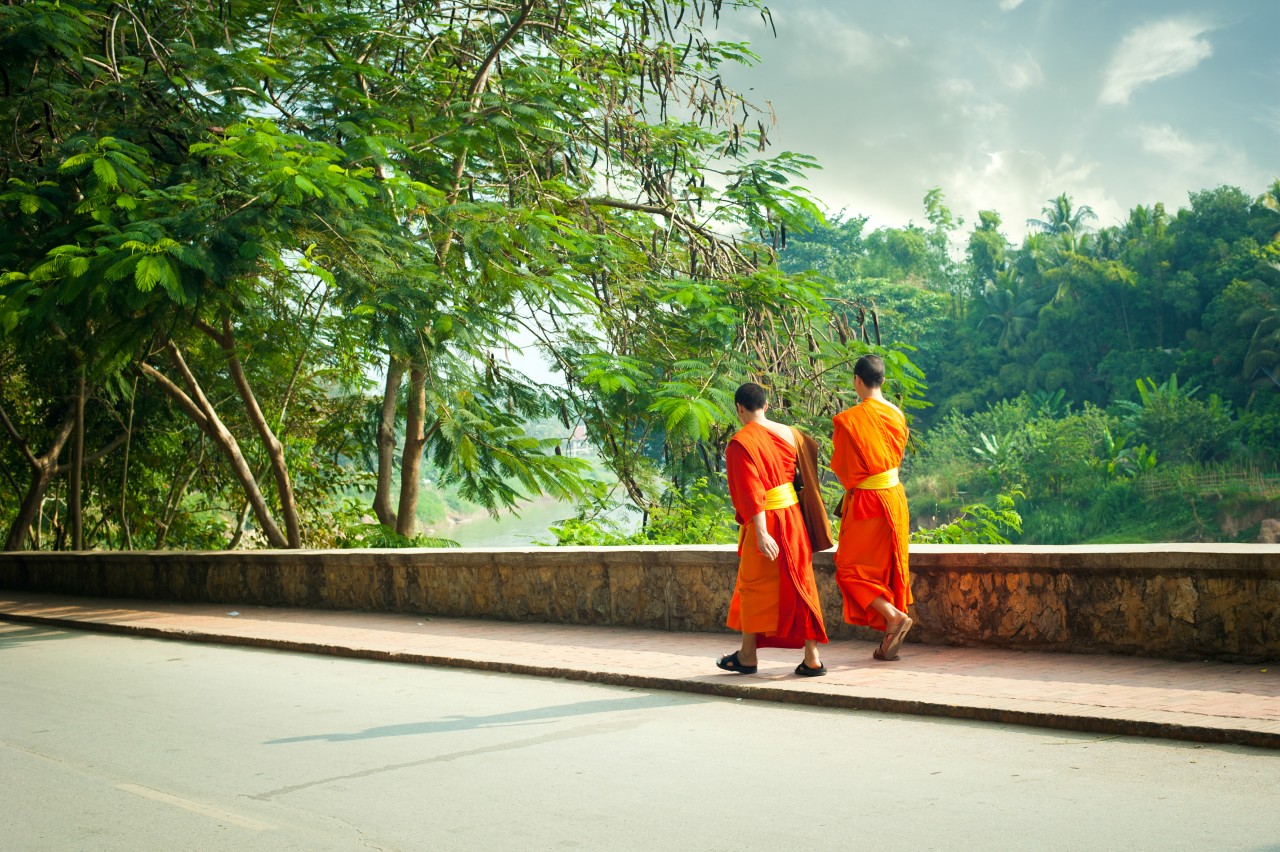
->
[3,622,1279,851]
[1,592,1277,749]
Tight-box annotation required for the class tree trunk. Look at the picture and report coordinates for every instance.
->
[373,356,405,528]
[119,377,137,550]
[69,366,86,550]
[1,407,75,552]
[7,465,55,551]
[155,440,204,549]
[52,475,67,551]
[141,346,290,548]
[395,363,428,538]
[207,317,302,547]
[226,501,254,550]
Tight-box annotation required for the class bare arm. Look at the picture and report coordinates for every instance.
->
[751,511,779,560]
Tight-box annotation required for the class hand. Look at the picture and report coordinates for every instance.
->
[756,530,779,561]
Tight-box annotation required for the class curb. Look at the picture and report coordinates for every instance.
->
[4,611,1277,750]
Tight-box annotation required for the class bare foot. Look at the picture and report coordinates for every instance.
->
[883,611,908,633]
[877,616,913,660]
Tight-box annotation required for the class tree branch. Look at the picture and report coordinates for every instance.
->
[139,361,210,430]
[0,399,39,468]
[52,432,126,475]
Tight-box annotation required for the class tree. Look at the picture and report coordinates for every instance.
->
[967,209,1009,289]
[2,0,869,549]
[236,0,843,535]
[978,270,1039,352]
[777,212,869,282]
[1026,192,1097,254]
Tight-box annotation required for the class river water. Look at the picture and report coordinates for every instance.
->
[441,495,643,547]
[440,498,580,547]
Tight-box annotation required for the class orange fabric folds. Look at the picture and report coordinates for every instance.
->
[831,399,912,631]
[725,422,828,649]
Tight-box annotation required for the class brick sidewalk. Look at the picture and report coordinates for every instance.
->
[2,591,1277,749]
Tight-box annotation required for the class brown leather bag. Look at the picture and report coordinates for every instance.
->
[791,427,836,552]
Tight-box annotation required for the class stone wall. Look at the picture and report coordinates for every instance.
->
[905,545,1280,661]
[1,544,1278,661]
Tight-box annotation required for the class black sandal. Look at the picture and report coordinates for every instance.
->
[794,661,827,677]
[716,651,758,675]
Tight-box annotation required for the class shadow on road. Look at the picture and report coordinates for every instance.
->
[264,693,692,744]
[0,623,76,648]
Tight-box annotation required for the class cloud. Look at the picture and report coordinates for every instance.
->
[1259,106,1280,138]
[998,52,1044,92]
[772,7,909,75]
[789,9,876,71]
[716,1,1273,248]
[1100,18,1214,106]
[936,78,1008,122]
[1132,123,1263,193]
[999,0,1025,11]
[1136,124,1213,166]
[944,149,1125,240]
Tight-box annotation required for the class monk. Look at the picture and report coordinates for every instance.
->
[716,382,829,677]
[831,354,914,661]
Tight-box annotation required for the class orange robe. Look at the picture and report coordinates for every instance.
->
[725,422,828,648]
[831,398,912,630]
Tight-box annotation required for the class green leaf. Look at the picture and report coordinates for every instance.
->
[294,174,322,197]
[93,158,119,190]
[134,255,176,293]
[59,153,93,171]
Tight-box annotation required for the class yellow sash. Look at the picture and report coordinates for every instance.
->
[854,467,899,490]
[763,482,799,510]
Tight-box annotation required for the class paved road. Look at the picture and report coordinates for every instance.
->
[2,623,1278,851]
[6,592,1277,747]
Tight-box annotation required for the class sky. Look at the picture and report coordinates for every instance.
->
[712,0,1279,240]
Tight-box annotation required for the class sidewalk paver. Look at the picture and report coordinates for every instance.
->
[2,591,1277,749]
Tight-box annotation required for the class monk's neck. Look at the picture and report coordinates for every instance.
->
[741,413,773,427]
[858,389,887,404]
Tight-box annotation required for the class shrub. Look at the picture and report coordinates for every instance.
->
[1115,375,1235,463]
[911,492,1023,544]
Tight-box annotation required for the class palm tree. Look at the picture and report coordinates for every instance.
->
[1240,300,1280,390]
[978,269,1039,351]
[1026,193,1097,253]
[1024,194,1101,304]
[1261,180,1280,242]
[1262,180,1280,214]
[1091,225,1122,261]
[1121,203,1163,241]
